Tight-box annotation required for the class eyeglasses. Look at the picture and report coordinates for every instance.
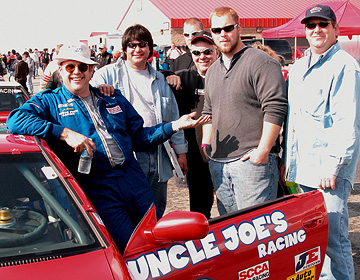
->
[64,63,89,73]
[211,24,238,35]
[183,31,198,38]
[127,41,148,49]
[191,49,215,56]
[305,21,331,30]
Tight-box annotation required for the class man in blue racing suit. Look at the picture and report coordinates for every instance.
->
[7,42,209,253]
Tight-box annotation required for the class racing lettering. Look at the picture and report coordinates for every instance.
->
[257,229,306,258]
[126,211,308,279]
[238,261,270,280]
[126,232,220,280]
[0,89,21,94]
[222,211,289,251]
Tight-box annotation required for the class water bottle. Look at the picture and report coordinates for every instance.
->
[78,148,92,174]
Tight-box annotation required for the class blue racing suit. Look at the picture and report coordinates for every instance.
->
[7,85,176,252]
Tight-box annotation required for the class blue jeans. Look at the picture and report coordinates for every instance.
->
[208,154,279,215]
[135,150,168,216]
[300,180,354,280]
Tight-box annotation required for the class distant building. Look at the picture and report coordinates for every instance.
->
[114,0,360,47]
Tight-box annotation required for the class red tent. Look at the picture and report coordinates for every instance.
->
[262,1,360,38]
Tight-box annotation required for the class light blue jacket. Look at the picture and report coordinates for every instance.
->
[285,42,360,187]
[91,58,187,181]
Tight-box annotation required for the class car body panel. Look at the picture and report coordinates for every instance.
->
[123,192,328,280]
[0,134,328,279]
[0,249,123,280]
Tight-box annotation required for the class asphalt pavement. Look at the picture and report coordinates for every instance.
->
[20,69,360,280]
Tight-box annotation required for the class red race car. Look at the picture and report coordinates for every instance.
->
[0,134,328,280]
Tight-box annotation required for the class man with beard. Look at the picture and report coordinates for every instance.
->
[201,6,288,215]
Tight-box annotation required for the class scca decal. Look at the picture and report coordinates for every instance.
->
[126,232,220,280]
[295,247,321,273]
[238,261,270,280]
[287,267,316,280]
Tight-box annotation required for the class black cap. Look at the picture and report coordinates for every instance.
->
[191,31,214,45]
[301,5,336,24]
[16,55,22,60]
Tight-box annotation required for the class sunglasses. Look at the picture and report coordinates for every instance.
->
[305,21,331,30]
[127,41,148,49]
[211,24,238,35]
[191,49,215,56]
[183,31,198,38]
[64,63,89,73]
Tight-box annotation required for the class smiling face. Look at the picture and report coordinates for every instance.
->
[210,14,244,58]
[125,40,150,70]
[59,60,93,97]
[305,17,339,55]
[191,41,219,76]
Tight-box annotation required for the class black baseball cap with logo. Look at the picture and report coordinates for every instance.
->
[191,31,215,45]
[301,5,337,24]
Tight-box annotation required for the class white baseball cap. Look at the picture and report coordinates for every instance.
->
[54,43,98,65]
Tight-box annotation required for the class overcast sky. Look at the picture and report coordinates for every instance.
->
[1,0,132,54]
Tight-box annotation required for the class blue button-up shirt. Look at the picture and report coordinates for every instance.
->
[284,42,360,187]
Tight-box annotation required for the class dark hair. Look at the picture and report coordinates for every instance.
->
[121,24,153,60]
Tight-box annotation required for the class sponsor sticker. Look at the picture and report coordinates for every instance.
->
[106,105,122,114]
[41,166,58,180]
[294,246,321,273]
[93,212,105,226]
[287,267,315,280]
[238,261,270,280]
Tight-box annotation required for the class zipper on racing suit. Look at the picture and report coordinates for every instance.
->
[80,94,118,168]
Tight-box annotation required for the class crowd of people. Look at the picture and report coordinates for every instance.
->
[4,4,360,280]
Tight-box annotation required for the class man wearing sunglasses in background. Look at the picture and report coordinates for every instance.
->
[172,31,219,219]
[201,6,287,215]
[170,17,204,72]
[95,43,112,69]
[284,5,360,279]
[7,42,209,253]
[91,24,188,216]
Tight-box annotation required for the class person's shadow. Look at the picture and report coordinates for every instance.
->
[210,130,239,158]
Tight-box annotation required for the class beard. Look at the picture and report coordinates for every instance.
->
[216,34,240,54]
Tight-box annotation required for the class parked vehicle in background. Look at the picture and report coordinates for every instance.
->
[243,39,293,65]
[0,82,30,124]
[0,133,329,279]
[292,47,308,61]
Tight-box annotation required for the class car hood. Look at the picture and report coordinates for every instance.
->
[0,249,120,280]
